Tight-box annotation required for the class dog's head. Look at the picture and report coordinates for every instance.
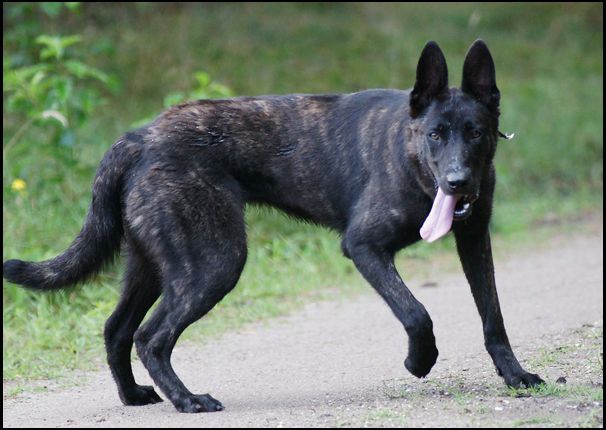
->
[409,40,500,236]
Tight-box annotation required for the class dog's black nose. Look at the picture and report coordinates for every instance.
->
[446,171,470,192]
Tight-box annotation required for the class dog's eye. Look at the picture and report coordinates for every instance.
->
[472,130,482,139]
[429,132,440,141]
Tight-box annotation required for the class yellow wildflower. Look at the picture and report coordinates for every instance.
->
[11,178,27,192]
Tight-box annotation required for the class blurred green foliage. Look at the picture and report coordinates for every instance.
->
[2,3,603,382]
[3,2,118,176]
[4,33,117,156]
[131,70,233,128]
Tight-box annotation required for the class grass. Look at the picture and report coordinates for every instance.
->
[2,3,603,384]
[506,382,603,403]
[361,408,408,428]
[507,416,565,428]
[507,324,604,405]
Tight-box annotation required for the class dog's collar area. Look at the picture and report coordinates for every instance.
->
[498,130,515,140]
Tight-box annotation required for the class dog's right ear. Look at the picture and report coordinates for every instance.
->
[410,41,449,118]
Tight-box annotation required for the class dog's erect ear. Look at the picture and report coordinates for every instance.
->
[461,39,500,115]
[410,41,449,118]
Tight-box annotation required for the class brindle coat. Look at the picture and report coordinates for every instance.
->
[4,40,543,413]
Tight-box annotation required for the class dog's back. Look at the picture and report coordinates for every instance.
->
[128,89,419,230]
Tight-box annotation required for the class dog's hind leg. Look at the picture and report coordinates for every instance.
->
[134,241,246,412]
[132,180,247,413]
[104,245,162,405]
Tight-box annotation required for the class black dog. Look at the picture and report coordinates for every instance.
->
[4,40,544,413]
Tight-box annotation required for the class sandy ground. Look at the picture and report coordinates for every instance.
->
[3,222,603,427]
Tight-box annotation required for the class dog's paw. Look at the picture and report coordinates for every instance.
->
[122,385,163,406]
[174,393,224,413]
[404,336,439,378]
[503,371,545,389]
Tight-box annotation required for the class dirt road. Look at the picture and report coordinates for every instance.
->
[3,223,603,427]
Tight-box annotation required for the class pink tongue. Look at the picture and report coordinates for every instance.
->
[420,187,458,243]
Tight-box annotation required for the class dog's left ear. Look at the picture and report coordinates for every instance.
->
[461,40,500,115]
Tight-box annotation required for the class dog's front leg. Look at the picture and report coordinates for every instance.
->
[454,225,544,388]
[344,239,439,378]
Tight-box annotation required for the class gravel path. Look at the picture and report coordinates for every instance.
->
[3,223,603,427]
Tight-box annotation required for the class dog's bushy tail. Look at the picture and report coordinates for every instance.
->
[3,138,140,291]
